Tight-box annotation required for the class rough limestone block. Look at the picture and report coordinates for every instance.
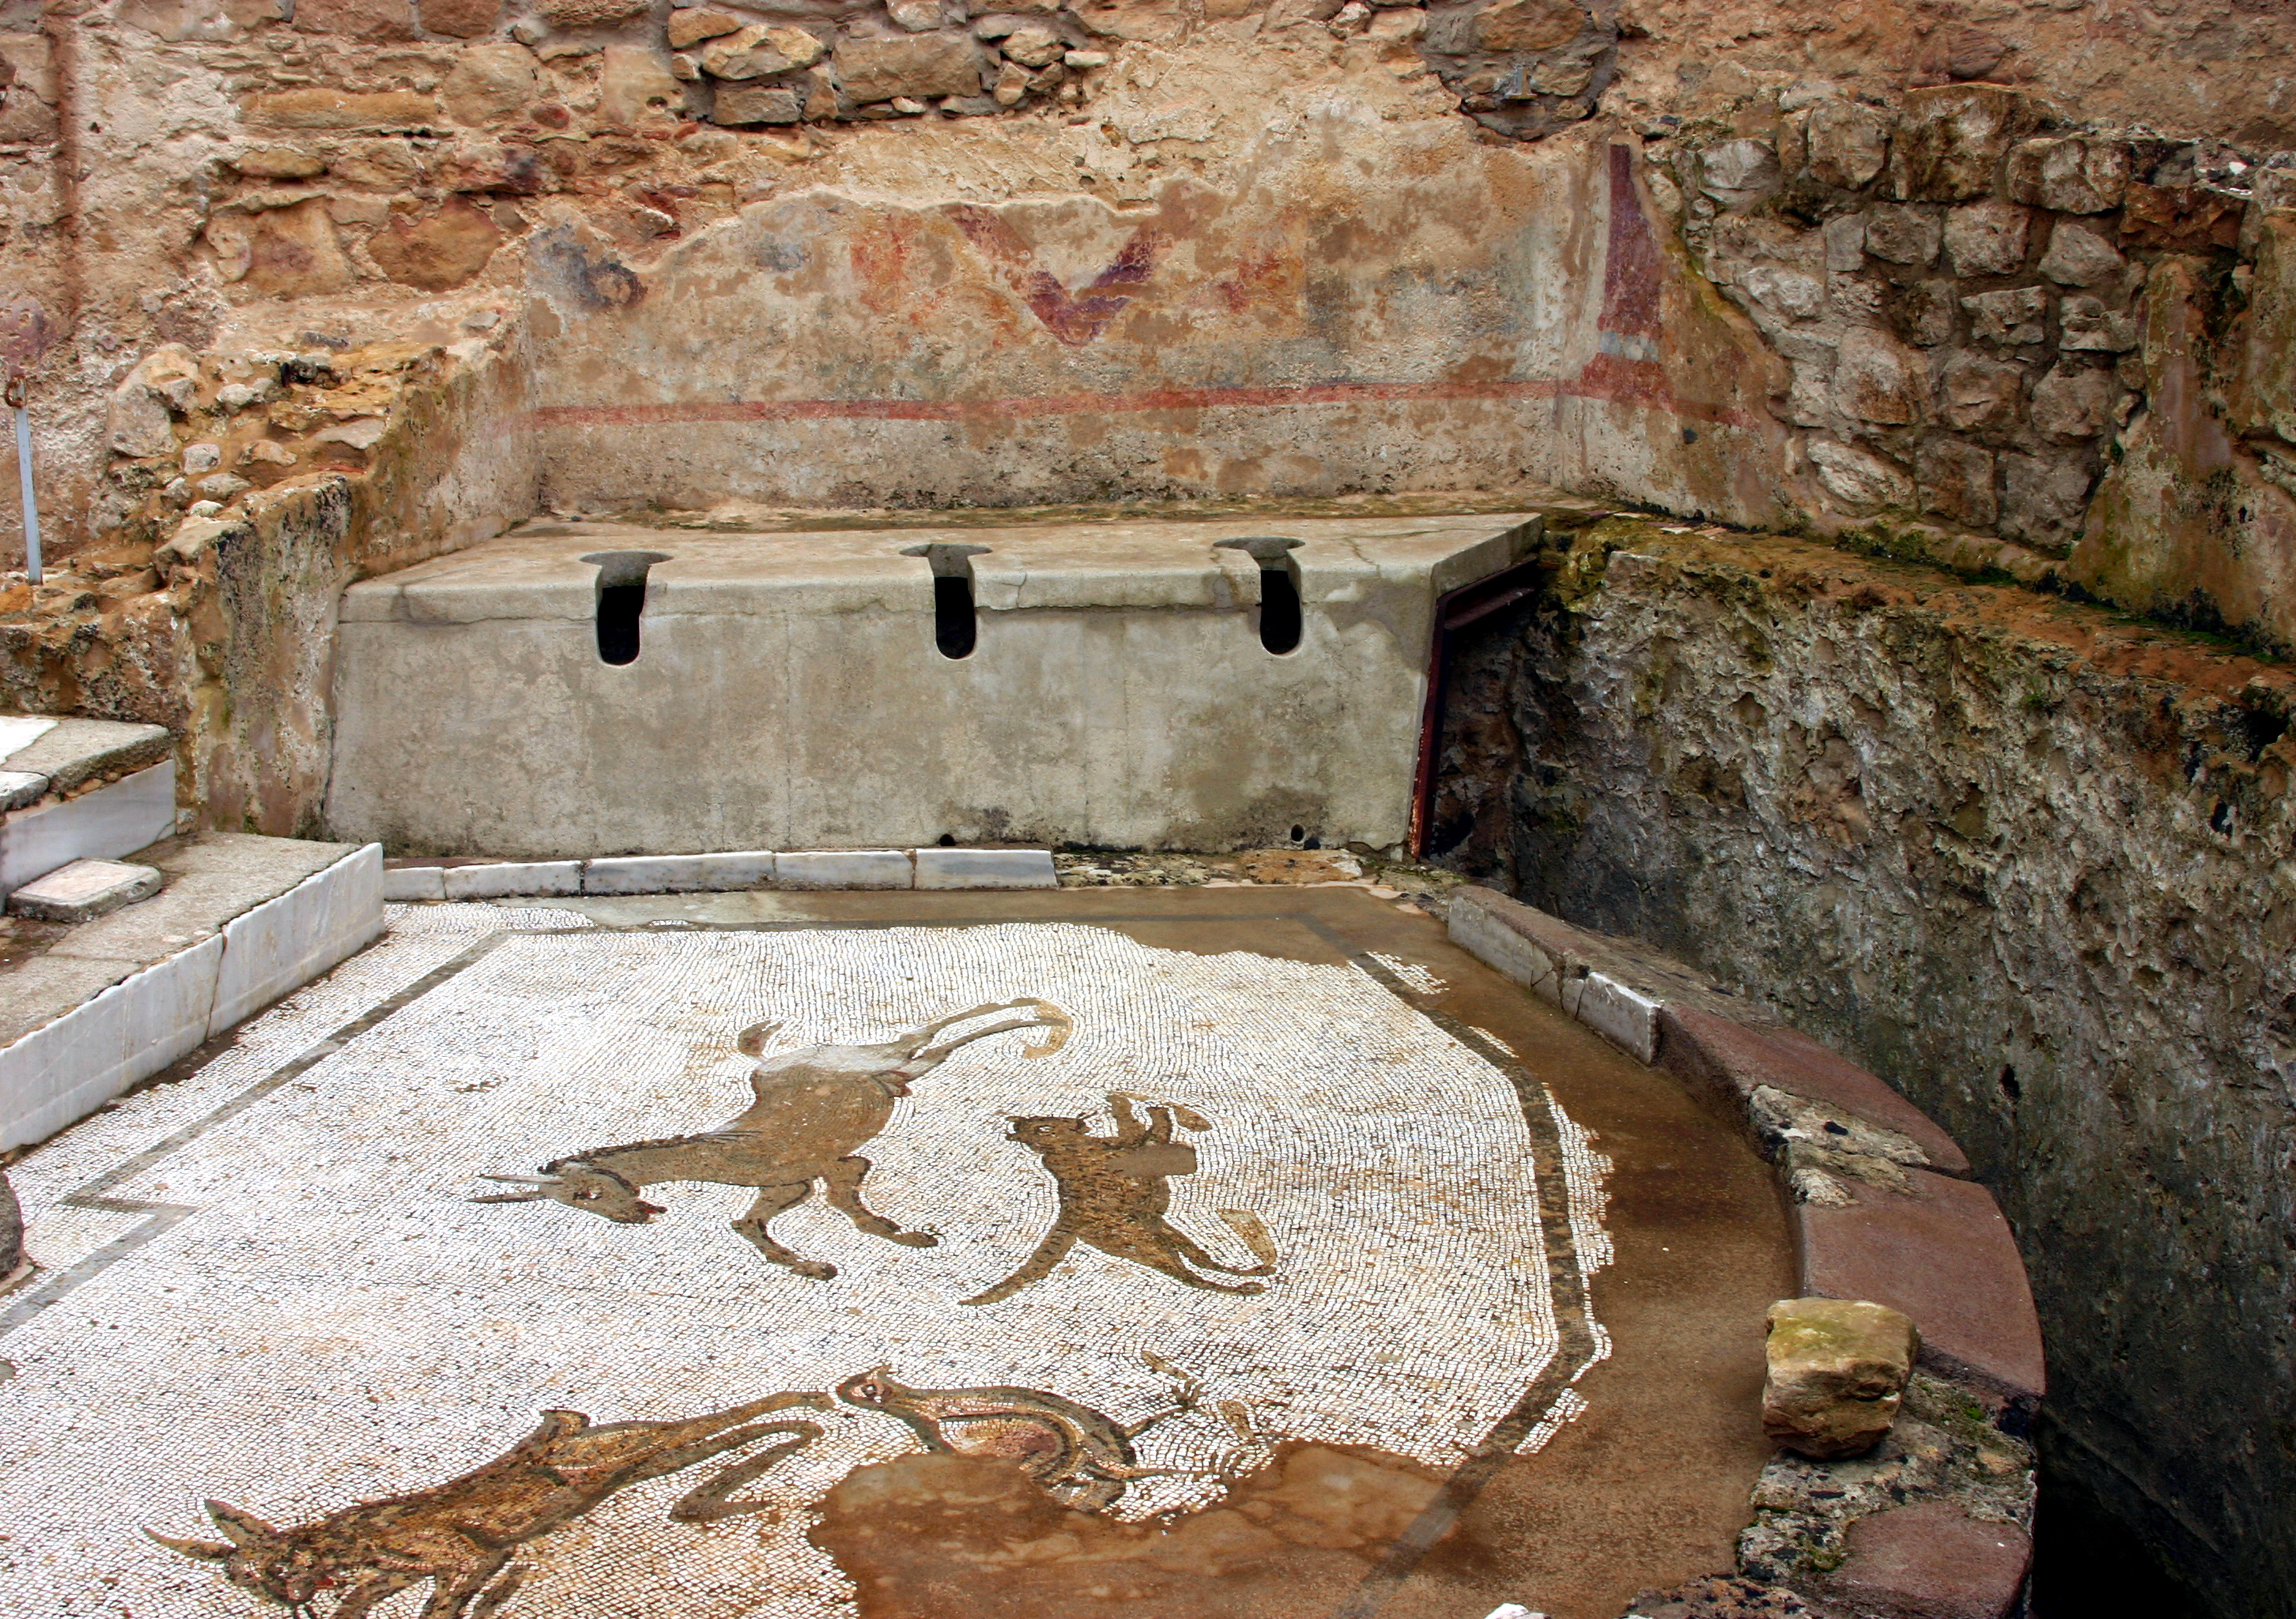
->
[833,34,984,102]
[442,861,583,900]
[912,848,1058,890]
[1762,1296,1920,1459]
[1796,1168,2045,1410]
[773,851,912,890]
[1822,1500,2033,1619]
[208,845,386,1036]
[0,760,179,896]
[383,865,447,902]
[6,859,164,923]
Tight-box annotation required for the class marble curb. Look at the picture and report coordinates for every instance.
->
[383,848,1059,900]
[0,844,385,1151]
[0,760,179,898]
[1448,885,2041,1619]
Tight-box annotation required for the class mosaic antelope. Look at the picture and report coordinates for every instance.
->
[474,999,1071,1279]
[149,1391,828,1618]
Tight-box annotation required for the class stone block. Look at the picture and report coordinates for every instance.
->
[1796,1165,2046,1408]
[1821,1500,2033,1619]
[2028,364,2116,441]
[442,860,583,900]
[712,82,802,124]
[701,24,818,78]
[538,0,646,24]
[2119,183,2243,253]
[418,0,497,36]
[1658,1004,1970,1176]
[1916,437,1997,530]
[7,859,164,923]
[2036,218,2123,288]
[1444,886,1724,1064]
[1834,329,1925,425]
[1762,1296,1919,1459]
[1893,278,1958,347]
[444,40,538,124]
[1740,266,1825,323]
[596,43,682,124]
[1700,139,1782,210]
[667,6,740,47]
[366,197,503,290]
[583,851,777,893]
[293,0,415,40]
[833,34,985,102]
[2057,294,2139,353]
[208,844,385,1034]
[1999,450,2094,551]
[383,863,447,901]
[1935,350,2023,432]
[1943,200,2030,278]
[1805,100,1890,191]
[999,21,1063,64]
[912,847,1059,890]
[0,772,44,813]
[2005,136,2127,213]
[1470,0,1584,51]
[773,851,914,889]
[1884,85,2048,202]
[1808,440,1912,511]
[240,89,440,129]
[1959,286,2045,347]
[1864,204,1940,267]
[0,761,178,896]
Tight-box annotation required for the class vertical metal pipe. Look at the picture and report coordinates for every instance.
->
[9,395,37,587]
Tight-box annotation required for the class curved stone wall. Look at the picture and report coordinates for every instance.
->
[1430,511,2296,1618]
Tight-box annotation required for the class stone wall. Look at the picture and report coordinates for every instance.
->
[1429,513,2296,1618]
[1656,83,2296,656]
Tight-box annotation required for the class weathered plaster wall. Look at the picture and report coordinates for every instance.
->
[1431,515,2296,1617]
[520,120,1788,520]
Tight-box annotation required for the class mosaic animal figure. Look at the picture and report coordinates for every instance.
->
[473,999,1071,1280]
[148,1391,829,1619]
[963,1092,1277,1305]
[836,1358,1203,1513]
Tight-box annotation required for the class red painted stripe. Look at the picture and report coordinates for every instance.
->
[519,376,1754,431]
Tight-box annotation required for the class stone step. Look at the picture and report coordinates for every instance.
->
[0,832,382,1150]
[0,716,179,897]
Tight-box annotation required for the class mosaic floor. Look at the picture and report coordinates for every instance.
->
[0,890,1789,1619]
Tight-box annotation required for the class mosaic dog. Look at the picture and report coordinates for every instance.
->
[964,1092,1277,1304]
[148,1392,829,1618]
[473,999,1071,1279]
[836,1359,1206,1513]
